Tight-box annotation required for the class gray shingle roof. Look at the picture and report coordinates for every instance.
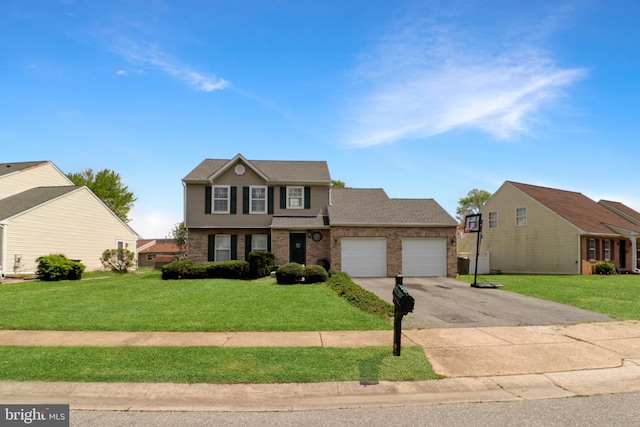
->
[0,186,79,221]
[183,155,331,184]
[0,161,47,178]
[271,215,329,229]
[328,188,457,227]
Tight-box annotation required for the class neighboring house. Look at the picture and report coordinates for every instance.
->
[478,181,640,275]
[0,161,139,274]
[137,239,180,268]
[182,154,458,277]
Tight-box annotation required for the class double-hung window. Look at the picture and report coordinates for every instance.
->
[488,211,498,229]
[515,207,527,227]
[588,238,596,261]
[604,239,611,261]
[213,186,230,213]
[215,235,231,261]
[287,186,304,209]
[250,186,267,214]
[252,234,268,251]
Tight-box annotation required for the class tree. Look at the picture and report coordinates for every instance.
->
[331,180,346,188]
[67,168,137,223]
[100,248,136,273]
[169,222,188,259]
[456,189,491,223]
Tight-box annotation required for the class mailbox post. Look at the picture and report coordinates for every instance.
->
[392,274,414,356]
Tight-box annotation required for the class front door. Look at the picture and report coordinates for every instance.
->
[289,233,306,264]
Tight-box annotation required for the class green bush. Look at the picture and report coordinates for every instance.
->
[326,271,393,318]
[100,248,136,273]
[161,260,249,280]
[36,254,86,281]
[304,264,329,284]
[594,262,616,275]
[276,263,304,284]
[248,251,276,279]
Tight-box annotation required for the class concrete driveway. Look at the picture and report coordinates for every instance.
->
[354,277,615,329]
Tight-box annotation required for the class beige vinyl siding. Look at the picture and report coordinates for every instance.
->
[0,163,71,200]
[481,183,580,274]
[5,188,136,272]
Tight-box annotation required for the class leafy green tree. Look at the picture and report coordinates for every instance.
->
[456,189,491,223]
[331,180,346,188]
[169,222,188,259]
[100,248,136,273]
[67,169,137,222]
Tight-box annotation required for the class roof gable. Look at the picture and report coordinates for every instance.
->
[0,186,80,221]
[507,181,640,234]
[0,161,49,178]
[183,154,331,185]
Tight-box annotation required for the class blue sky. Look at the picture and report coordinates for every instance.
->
[3,0,639,238]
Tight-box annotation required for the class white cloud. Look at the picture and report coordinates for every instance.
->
[113,39,228,92]
[116,69,127,76]
[343,14,586,147]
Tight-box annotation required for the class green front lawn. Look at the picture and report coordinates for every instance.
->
[0,270,391,331]
[458,274,640,319]
[0,346,436,383]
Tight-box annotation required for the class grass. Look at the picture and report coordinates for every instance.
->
[0,270,391,331]
[458,274,640,319]
[0,346,436,383]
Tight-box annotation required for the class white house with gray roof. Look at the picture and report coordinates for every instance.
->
[183,154,458,277]
[0,161,139,274]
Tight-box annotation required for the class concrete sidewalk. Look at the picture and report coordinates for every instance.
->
[1,320,640,411]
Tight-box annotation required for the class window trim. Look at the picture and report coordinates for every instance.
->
[212,185,230,214]
[588,238,596,261]
[146,254,154,261]
[249,185,267,214]
[488,211,498,229]
[287,186,305,209]
[604,239,611,261]
[251,234,268,251]
[515,207,527,227]
[215,234,231,261]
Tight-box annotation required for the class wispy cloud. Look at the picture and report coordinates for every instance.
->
[343,11,586,147]
[113,38,228,92]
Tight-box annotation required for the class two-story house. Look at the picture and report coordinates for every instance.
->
[0,161,139,274]
[183,154,458,277]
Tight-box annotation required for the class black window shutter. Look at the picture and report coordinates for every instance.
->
[280,187,286,209]
[267,235,271,252]
[231,234,238,259]
[243,187,249,214]
[207,235,215,261]
[304,187,311,209]
[268,187,274,214]
[245,234,252,260]
[230,187,237,215]
[205,186,212,214]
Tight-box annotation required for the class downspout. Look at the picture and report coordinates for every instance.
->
[0,220,7,275]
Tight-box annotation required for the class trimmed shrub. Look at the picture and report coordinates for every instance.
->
[276,262,305,284]
[36,254,86,281]
[248,251,276,279]
[326,271,393,318]
[161,260,249,280]
[595,262,616,275]
[304,264,329,284]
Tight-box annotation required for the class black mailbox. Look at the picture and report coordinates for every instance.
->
[393,284,415,314]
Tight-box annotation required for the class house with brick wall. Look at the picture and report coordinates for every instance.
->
[182,154,458,277]
[478,181,640,274]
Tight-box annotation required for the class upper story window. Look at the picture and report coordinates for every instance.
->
[213,186,230,213]
[516,207,527,227]
[287,186,304,209]
[488,211,498,229]
[250,186,267,214]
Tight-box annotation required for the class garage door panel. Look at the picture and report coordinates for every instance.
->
[402,239,446,277]
[342,238,386,277]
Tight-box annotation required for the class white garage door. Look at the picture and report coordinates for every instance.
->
[341,238,387,277]
[402,238,447,277]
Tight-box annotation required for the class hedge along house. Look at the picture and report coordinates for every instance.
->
[182,154,458,277]
[479,181,640,275]
[0,161,139,274]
